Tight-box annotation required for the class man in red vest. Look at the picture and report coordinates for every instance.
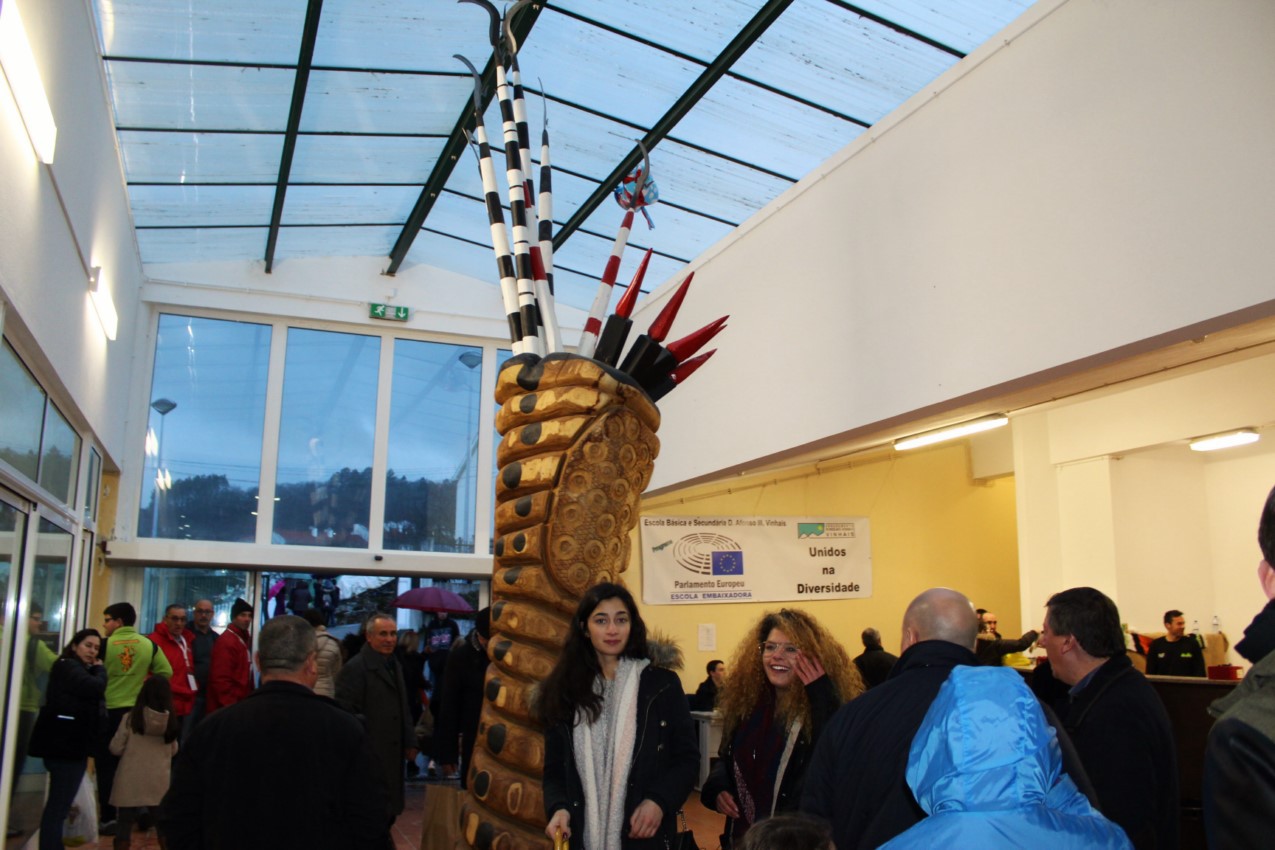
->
[206,598,254,712]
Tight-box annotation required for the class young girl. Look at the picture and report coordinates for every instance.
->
[109,676,180,849]
[537,582,699,849]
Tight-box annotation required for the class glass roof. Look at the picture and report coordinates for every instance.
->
[92,0,1036,314]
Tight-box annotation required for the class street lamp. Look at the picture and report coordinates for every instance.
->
[150,398,177,537]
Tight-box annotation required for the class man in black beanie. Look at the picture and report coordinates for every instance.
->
[435,608,490,787]
[207,597,254,712]
[1204,485,1275,846]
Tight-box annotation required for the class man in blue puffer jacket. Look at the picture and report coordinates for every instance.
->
[879,666,1131,849]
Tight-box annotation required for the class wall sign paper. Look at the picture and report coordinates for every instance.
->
[641,516,872,605]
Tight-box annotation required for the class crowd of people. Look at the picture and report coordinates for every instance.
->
[19,483,1275,849]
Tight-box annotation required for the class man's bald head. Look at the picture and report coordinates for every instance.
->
[900,588,979,653]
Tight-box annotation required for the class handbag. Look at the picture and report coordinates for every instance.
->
[418,784,461,850]
[668,810,699,850]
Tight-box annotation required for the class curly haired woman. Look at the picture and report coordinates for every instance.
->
[701,608,863,847]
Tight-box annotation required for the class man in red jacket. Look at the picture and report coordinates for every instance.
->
[149,604,198,721]
[206,598,254,712]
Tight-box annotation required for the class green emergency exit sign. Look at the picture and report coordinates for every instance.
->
[369,303,409,321]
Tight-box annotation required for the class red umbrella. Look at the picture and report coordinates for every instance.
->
[391,586,473,614]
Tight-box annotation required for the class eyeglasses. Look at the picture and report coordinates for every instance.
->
[760,642,799,658]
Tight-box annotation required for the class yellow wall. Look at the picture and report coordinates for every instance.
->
[629,442,1020,692]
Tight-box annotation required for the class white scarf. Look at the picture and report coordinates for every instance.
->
[573,657,649,850]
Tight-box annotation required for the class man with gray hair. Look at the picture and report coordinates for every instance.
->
[336,612,417,840]
[160,616,389,849]
[801,588,983,848]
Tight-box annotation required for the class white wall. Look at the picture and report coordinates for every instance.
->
[1013,350,1275,663]
[0,0,144,466]
[642,0,1275,491]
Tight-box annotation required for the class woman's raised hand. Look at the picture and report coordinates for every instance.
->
[793,651,826,685]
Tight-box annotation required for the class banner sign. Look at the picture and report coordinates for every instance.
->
[640,516,872,605]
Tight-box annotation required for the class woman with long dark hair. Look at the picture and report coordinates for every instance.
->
[30,628,107,850]
[702,609,863,846]
[538,582,698,849]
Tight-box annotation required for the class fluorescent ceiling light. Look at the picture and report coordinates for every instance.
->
[1189,429,1259,452]
[894,414,1009,451]
[0,0,57,164]
[88,267,118,340]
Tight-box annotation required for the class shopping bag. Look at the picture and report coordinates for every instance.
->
[61,775,98,847]
[419,785,461,850]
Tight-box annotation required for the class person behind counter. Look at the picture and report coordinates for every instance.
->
[692,659,726,711]
[703,608,863,846]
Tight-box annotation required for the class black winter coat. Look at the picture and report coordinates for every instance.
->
[434,630,488,787]
[543,665,699,849]
[335,644,415,817]
[29,657,106,760]
[161,681,389,849]
[1032,655,1178,849]
[801,640,979,849]
[701,675,841,845]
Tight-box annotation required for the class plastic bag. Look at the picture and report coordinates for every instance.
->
[61,775,98,847]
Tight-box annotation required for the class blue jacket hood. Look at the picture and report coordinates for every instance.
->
[878,666,1131,849]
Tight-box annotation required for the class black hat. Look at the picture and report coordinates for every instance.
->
[231,598,253,618]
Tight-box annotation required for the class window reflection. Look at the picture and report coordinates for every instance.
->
[0,499,26,762]
[0,341,45,480]
[37,402,81,506]
[274,328,380,548]
[489,349,512,554]
[5,518,70,837]
[385,341,483,553]
[139,315,271,541]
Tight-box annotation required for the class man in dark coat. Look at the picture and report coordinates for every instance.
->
[802,588,982,849]
[852,627,898,689]
[1032,587,1178,849]
[436,607,490,788]
[336,612,417,828]
[183,598,219,734]
[974,609,1039,666]
[1203,484,1275,847]
[160,615,389,849]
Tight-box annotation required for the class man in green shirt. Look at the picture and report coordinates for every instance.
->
[97,601,171,831]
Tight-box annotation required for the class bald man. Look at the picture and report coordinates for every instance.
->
[800,589,983,849]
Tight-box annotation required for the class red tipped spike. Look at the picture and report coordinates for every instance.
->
[671,349,715,382]
[614,248,652,319]
[666,316,727,363]
[646,272,694,342]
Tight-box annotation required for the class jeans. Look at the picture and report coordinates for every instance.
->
[39,758,87,850]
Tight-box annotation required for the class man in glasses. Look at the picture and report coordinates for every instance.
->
[183,599,220,733]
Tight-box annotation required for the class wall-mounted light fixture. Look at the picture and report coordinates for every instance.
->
[0,0,57,164]
[88,266,118,340]
[1189,429,1259,452]
[894,414,1009,451]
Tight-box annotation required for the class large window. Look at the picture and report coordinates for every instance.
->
[274,328,380,548]
[139,315,271,541]
[384,341,483,553]
[137,566,253,631]
[0,342,81,504]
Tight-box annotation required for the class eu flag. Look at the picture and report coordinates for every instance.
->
[711,551,743,575]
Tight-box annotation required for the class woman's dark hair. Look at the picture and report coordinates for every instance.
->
[1259,484,1275,565]
[535,582,648,727]
[129,675,180,743]
[60,628,102,661]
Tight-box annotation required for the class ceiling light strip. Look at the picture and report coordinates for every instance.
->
[1189,429,1260,452]
[893,415,1009,451]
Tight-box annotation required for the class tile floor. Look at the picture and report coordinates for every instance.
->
[16,776,725,850]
